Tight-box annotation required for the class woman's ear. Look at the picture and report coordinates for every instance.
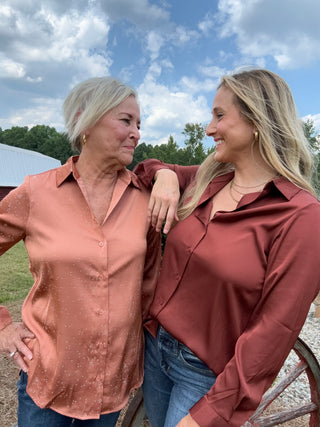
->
[74,110,82,124]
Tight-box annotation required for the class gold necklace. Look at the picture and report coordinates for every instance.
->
[231,185,245,196]
[232,176,277,189]
[229,180,241,203]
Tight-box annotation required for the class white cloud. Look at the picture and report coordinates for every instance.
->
[172,26,199,45]
[146,31,165,61]
[144,24,200,64]
[216,0,320,69]
[138,66,211,146]
[3,0,89,16]
[179,76,218,97]
[198,63,226,79]
[0,1,114,131]
[0,0,318,150]
[99,0,171,31]
[0,97,64,131]
[0,55,25,78]
[175,63,225,97]
[198,12,215,35]
[0,3,112,81]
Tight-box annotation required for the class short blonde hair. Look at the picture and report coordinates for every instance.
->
[63,77,137,152]
[178,68,316,220]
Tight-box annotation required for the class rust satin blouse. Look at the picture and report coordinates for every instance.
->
[0,156,161,419]
[134,160,320,427]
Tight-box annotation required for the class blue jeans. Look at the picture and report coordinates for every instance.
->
[17,371,120,427]
[143,327,216,427]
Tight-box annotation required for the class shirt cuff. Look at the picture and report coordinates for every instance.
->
[133,160,169,189]
[190,396,229,427]
[0,307,13,330]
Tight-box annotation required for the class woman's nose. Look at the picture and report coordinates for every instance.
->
[206,120,216,136]
[131,126,140,143]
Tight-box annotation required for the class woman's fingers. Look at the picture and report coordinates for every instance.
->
[10,346,31,372]
[163,204,179,235]
[148,195,179,233]
[0,322,34,371]
[148,169,180,233]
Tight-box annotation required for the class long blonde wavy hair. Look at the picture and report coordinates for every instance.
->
[178,68,317,220]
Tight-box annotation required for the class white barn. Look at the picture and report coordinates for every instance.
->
[0,143,61,200]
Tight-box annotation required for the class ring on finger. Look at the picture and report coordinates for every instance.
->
[9,350,18,358]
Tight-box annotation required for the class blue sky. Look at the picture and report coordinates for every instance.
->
[0,0,319,149]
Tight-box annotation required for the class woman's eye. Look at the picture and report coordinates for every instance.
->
[122,118,130,124]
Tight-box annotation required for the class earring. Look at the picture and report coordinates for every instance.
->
[82,134,87,145]
[254,131,259,143]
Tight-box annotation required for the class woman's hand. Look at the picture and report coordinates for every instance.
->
[0,322,34,372]
[176,414,200,427]
[148,169,180,234]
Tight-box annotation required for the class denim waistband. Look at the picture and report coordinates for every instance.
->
[158,325,194,355]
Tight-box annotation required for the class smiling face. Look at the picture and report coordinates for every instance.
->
[206,86,255,165]
[85,95,141,170]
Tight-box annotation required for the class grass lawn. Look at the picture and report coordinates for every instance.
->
[0,241,32,426]
[0,241,33,304]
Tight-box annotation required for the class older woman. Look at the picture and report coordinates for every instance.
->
[0,77,161,426]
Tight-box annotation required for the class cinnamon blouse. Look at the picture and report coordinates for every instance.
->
[0,156,161,419]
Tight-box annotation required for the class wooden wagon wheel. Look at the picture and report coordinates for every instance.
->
[119,337,320,427]
[244,337,320,426]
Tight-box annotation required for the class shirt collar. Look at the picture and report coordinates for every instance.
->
[197,171,302,207]
[193,172,304,225]
[272,177,302,200]
[56,156,142,190]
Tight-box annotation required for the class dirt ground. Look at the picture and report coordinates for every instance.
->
[0,301,312,426]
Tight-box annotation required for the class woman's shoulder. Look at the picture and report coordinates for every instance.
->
[284,184,320,223]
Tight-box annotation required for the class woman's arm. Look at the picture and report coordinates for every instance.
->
[134,159,199,233]
[148,168,180,233]
[0,180,34,372]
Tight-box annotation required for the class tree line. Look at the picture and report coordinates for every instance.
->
[0,120,319,177]
[0,125,75,164]
[0,123,214,167]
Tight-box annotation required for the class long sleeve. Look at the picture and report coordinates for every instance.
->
[190,202,320,426]
[0,181,29,329]
[141,225,161,321]
[0,181,29,255]
[133,159,198,193]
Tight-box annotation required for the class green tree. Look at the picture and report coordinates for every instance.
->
[1,125,74,163]
[303,119,319,151]
[24,125,74,163]
[129,142,155,170]
[182,123,207,165]
[2,126,28,148]
[151,137,181,164]
[159,135,180,163]
[303,119,320,194]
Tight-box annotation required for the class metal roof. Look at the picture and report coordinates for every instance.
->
[0,143,61,186]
